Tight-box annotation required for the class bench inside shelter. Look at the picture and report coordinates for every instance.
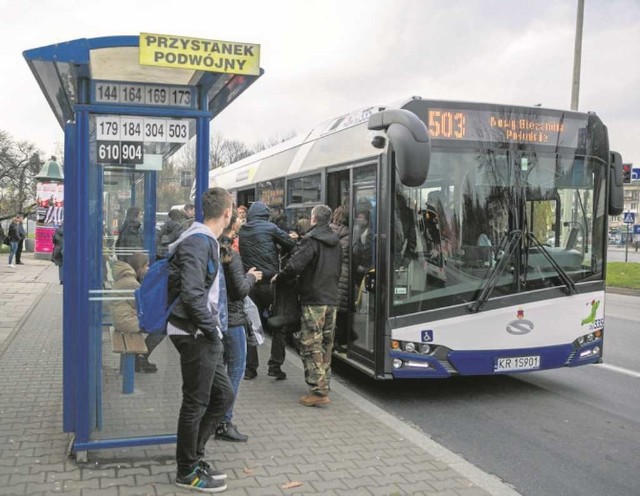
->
[109,327,147,394]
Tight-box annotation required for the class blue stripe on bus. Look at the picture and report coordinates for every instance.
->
[448,344,574,375]
[390,340,603,378]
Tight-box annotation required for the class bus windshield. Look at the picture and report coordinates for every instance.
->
[391,149,607,316]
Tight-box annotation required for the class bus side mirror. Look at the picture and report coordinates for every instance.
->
[368,109,431,187]
[609,151,624,216]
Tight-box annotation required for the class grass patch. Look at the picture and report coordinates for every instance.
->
[606,262,640,289]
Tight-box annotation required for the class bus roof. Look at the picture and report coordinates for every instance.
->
[210,104,388,189]
[210,96,596,190]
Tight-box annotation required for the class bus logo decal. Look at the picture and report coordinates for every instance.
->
[580,299,600,326]
[421,330,433,342]
[506,308,534,335]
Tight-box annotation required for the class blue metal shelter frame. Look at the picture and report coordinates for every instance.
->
[23,36,263,456]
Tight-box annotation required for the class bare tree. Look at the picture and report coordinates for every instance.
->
[0,131,43,216]
[221,139,251,165]
[170,134,232,170]
[171,139,196,170]
[209,134,226,170]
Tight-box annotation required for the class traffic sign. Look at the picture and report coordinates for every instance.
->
[623,211,635,224]
[634,225,640,234]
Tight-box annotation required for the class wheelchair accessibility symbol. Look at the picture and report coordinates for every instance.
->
[421,330,433,342]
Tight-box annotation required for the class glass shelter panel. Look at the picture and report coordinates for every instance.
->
[391,150,606,316]
[88,114,196,440]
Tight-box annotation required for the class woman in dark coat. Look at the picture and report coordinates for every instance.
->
[216,211,262,442]
[116,207,144,262]
[7,216,21,268]
[329,206,350,349]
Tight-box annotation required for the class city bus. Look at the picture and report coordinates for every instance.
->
[210,97,625,379]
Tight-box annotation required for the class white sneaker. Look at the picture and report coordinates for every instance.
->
[9,264,16,268]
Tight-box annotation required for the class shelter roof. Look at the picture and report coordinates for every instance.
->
[23,35,263,127]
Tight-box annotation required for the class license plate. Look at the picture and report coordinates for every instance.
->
[494,355,540,372]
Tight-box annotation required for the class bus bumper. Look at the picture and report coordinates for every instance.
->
[389,339,603,378]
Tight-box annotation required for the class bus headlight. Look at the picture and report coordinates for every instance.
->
[404,342,416,353]
[392,358,403,369]
[573,332,603,351]
[419,344,431,355]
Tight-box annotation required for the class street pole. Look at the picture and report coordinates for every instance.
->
[571,0,584,111]
[626,223,629,263]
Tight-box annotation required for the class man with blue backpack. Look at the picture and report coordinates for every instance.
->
[165,187,234,493]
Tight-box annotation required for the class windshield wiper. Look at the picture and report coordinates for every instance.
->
[468,229,521,313]
[523,232,577,295]
[468,230,577,313]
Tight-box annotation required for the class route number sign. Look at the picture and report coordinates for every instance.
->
[98,141,143,164]
[95,115,190,165]
[93,81,196,109]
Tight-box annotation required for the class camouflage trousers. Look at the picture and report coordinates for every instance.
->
[299,305,337,396]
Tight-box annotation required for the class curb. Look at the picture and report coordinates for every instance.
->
[606,286,640,297]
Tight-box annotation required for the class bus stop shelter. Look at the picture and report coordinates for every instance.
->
[23,34,262,459]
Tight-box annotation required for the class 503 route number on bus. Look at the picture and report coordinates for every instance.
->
[494,355,540,372]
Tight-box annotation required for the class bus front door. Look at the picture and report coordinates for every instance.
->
[349,166,377,364]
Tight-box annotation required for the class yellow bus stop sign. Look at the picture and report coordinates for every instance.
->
[140,32,260,76]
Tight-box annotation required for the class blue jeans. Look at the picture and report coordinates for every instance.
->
[222,325,247,423]
[170,334,234,476]
[8,241,17,264]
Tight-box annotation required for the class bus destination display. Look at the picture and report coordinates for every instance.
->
[423,108,586,148]
[93,81,196,109]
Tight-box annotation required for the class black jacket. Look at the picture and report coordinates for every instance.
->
[167,232,220,340]
[7,223,21,242]
[116,219,143,249]
[220,235,257,328]
[238,202,295,279]
[277,223,341,306]
[156,217,186,258]
[329,222,350,313]
[51,225,64,266]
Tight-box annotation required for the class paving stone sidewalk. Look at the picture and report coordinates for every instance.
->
[0,255,519,495]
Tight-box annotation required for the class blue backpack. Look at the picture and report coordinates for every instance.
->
[135,233,216,334]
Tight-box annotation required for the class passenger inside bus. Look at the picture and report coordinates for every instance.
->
[394,191,417,267]
[352,210,372,293]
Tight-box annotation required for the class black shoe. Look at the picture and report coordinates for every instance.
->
[16,262,24,265]
[175,465,226,492]
[215,421,248,442]
[267,367,287,380]
[135,355,157,373]
[243,369,257,380]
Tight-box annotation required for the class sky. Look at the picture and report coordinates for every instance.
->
[1,0,639,166]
